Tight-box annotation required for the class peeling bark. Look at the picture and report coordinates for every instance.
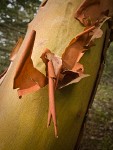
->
[0,0,113,149]
[13,30,47,98]
[0,37,23,85]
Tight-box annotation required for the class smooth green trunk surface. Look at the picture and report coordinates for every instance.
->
[0,0,107,149]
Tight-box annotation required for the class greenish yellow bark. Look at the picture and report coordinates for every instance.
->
[0,0,109,149]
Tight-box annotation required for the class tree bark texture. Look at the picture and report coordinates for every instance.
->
[0,0,112,150]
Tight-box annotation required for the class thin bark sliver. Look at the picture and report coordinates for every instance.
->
[0,38,23,85]
[10,37,23,61]
[48,60,58,138]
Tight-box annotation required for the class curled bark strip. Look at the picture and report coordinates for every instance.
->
[14,30,47,97]
[75,0,113,27]
[0,38,23,85]
[40,26,95,90]
[59,74,90,89]
[10,37,23,61]
[41,50,59,137]
[75,0,101,26]
[58,62,89,89]
[41,48,62,78]
[40,47,90,134]
[41,25,106,89]
[39,19,108,134]
[62,25,95,70]
[48,60,58,138]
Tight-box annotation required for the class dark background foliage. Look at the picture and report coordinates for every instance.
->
[0,0,41,73]
[0,1,113,149]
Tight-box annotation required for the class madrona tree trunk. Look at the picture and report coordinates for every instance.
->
[0,0,113,150]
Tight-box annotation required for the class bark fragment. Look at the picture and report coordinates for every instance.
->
[57,26,96,88]
[13,30,47,98]
[74,0,113,147]
[41,49,61,137]
[75,0,113,26]
[0,38,23,85]
[38,5,112,135]
[48,60,58,138]
[62,26,95,70]
[10,37,23,61]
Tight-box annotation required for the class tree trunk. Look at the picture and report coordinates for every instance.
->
[0,0,112,150]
